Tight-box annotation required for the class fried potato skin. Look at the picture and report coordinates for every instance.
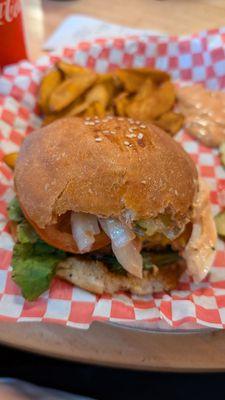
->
[3,152,18,169]
[49,72,97,112]
[155,112,184,135]
[39,63,184,135]
[38,69,62,114]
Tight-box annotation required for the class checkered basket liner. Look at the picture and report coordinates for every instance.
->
[1,28,225,330]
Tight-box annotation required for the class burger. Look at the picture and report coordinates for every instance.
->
[10,116,217,300]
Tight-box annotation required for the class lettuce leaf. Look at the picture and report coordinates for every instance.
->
[8,198,38,244]
[17,220,39,244]
[8,197,23,222]
[12,242,66,301]
[8,197,67,300]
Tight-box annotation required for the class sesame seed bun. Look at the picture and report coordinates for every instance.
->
[15,116,197,234]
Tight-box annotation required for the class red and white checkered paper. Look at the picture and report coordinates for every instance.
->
[1,29,225,330]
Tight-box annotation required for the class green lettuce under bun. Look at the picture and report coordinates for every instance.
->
[7,197,23,222]
[12,242,66,301]
[17,220,39,244]
[8,197,66,301]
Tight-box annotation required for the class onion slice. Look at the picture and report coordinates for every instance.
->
[71,212,100,253]
[99,218,135,248]
[183,179,217,282]
[112,240,143,278]
[99,217,142,278]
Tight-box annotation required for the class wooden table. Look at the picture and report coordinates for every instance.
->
[24,0,225,61]
[1,321,225,372]
[4,0,225,371]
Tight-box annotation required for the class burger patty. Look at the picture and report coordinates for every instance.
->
[56,256,185,295]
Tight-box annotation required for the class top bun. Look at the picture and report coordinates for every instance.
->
[15,117,197,228]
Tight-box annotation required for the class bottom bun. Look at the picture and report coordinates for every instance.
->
[56,257,185,295]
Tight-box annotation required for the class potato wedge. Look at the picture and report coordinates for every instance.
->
[126,80,176,121]
[97,73,121,91]
[157,81,176,114]
[114,92,130,116]
[85,102,106,118]
[57,61,89,77]
[49,71,97,112]
[135,78,155,99]
[116,69,146,93]
[116,68,169,93]
[220,142,225,167]
[42,114,59,126]
[97,73,115,83]
[66,101,89,117]
[132,67,170,83]
[38,69,62,114]
[42,96,85,125]
[155,112,184,135]
[39,62,178,129]
[67,81,115,117]
[86,82,114,108]
[3,152,18,169]
[215,211,225,237]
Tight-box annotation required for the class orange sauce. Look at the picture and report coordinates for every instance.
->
[177,84,225,147]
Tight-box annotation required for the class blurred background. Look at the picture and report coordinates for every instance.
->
[23,0,225,60]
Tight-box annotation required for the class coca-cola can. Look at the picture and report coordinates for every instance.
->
[0,0,28,69]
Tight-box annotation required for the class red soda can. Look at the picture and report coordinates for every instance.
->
[0,0,28,68]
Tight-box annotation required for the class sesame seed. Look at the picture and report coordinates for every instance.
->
[141,180,146,184]
[103,130,110,134]
[111,131,116,134]
[175,190,178,195]
[84,121,91,125]
[107,115,113,120]
[88,121,95,126]
[135,121,141,125]
[124,141,130,146]
[85,117,91,120]
[126,133,136,138]
[102,118,108,122]
[128,127,134,133]
[137,133,143,139]
[95,137,103,142]
[128,129,136,138]
[118,117,124,121]
[140,124,146,129]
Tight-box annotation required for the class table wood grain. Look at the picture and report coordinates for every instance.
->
[0,321,225,371]
[24,0,225,60]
